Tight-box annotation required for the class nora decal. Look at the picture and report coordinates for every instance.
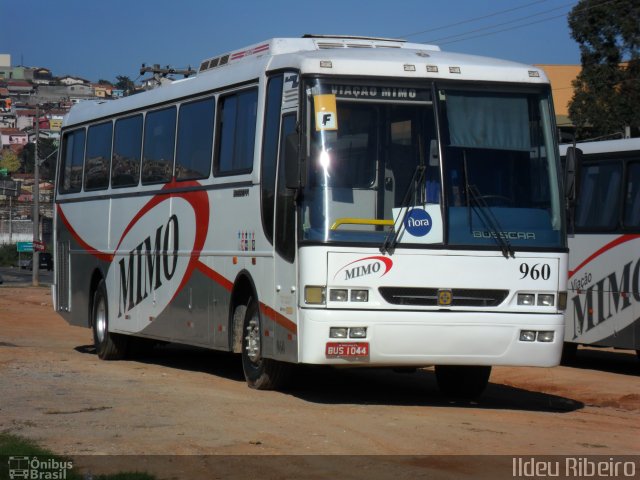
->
[333,255,393,282]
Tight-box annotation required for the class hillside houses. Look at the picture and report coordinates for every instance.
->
[0,53,120,245]
[0,54,120,152]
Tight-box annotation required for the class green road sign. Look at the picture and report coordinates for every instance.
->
[16,242,33,252]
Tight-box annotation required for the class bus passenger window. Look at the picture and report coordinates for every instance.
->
[576,161,622,230]
[215,88,258,176]
[142,106,176,185]
[112,115,142,188]
[59,128,86,194]
[624,162,640,228]
[84,121,112,191]
[176,97,215,180]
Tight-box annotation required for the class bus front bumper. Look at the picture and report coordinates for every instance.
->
[298,309,564,367]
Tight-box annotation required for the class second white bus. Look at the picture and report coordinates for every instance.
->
[561,138,640,359]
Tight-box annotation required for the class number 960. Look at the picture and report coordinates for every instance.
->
[519,263,551,280]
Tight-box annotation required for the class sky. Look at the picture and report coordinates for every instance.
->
[1,0,581,83]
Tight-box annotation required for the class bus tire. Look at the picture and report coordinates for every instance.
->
[92,279,128,360]
[241,298,291,390]
[435,365,491,400]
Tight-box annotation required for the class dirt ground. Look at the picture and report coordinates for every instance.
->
[0,287,638,479]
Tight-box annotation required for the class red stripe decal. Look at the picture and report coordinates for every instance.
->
[260,303,297,335]
[59,179,209,304]
[56,205,113,263]
[569,234,640,278]
[195,261,233,292]
[196,262,296,334]
[59,184,296,335]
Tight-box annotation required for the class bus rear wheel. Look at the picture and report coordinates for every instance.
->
[92,279,128,360]
[241,298,291,390]
[435,365,491,400]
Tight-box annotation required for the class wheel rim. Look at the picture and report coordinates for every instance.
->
[95,296,107,344]
[244,315,261,363]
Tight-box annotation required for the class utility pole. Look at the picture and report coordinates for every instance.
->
[139,64,196,89]
[32,104,40,287]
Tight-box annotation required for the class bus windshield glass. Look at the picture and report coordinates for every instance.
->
[301,79,564,250]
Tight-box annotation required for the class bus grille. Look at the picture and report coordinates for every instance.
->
[378,287,509,307]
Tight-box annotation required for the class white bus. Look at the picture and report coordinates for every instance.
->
[560,138,640,358]
[53,35,568,398]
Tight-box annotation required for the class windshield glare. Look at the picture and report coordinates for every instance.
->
[301,79,563,250]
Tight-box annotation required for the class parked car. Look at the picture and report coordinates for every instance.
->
[25,253,53,271]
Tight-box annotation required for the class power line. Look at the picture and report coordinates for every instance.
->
[401,0,549,38]
[422,2,575,44]
[434,11,571,45]
[433,0,622,46]
[401,0,620,48]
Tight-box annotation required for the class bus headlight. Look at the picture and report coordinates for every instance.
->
[537,294,555,307]
[329,289,348,302]
[330,327,348,338]
[351,290,369,302]
[519,330,536,342]
[305,286,326,305]
[349,327,367,338]
[537,331,555,342]
[517,293,535,306]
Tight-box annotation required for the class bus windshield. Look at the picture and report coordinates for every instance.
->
[301,79,564,250]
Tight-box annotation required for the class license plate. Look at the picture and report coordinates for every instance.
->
[325,342,369,358]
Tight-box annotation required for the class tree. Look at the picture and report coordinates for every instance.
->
[20,138,58,180]
[20,143,34,174]
[98,79,113,86]
[115,75,136,95]
[568,0,640,139]
[0,150,20,173]
[39,139,58,182]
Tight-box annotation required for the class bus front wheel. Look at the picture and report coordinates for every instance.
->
[435,365,491,400]
[240,298,291,390]
[92,279,128,360]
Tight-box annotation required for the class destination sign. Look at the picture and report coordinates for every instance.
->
[325,84,431,102]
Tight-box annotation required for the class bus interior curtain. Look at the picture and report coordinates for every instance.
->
[446,92,531,152]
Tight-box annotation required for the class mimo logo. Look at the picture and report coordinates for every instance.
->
[404,208,432,237]
[334,256,393,281]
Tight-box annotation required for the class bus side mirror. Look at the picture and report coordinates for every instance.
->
[564,146,581,202]
[564,146,581,235]
[284,132,301,190]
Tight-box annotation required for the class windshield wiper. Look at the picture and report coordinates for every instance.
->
[460,149,514,259]
[466,183,515,259]
[380,164,426,255]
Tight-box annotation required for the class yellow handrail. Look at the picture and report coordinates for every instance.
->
[330,218,394,230]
